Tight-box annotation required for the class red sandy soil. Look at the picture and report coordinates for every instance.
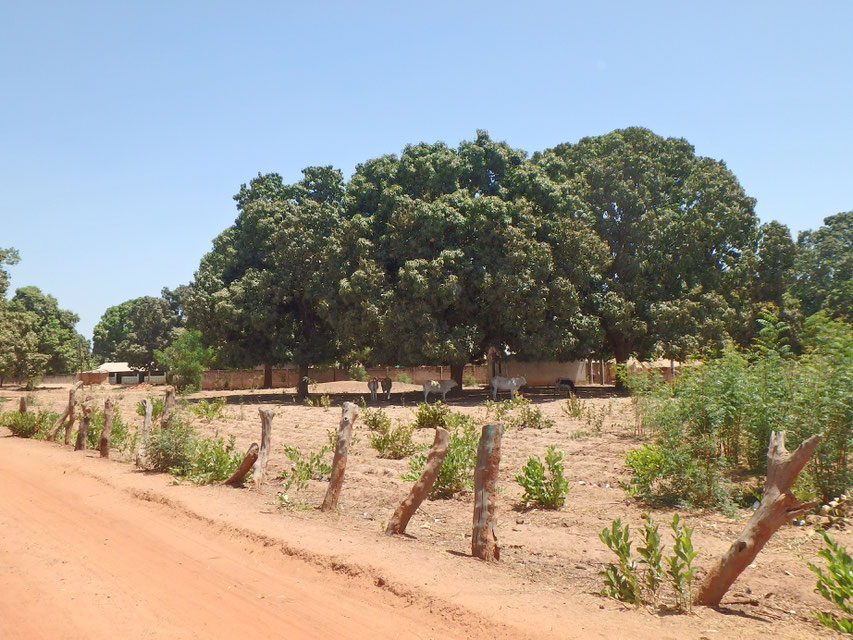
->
[0,382,844,639]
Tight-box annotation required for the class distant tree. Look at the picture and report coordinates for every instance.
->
[540,127,759,372]
[0,247,20,298]
[114,296,181,376]
[161,284,192,323]
[154,328,214,392]
[0,308,47,388]
[793,211,852,322]
[92,300,133,362]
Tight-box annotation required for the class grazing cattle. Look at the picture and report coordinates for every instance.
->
[423,379,457,402]
[380,377,392,400]
[367,377,379,401]
[490,376,526,401]
[555,377,576,396]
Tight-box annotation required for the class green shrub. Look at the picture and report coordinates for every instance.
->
[143,423,196,473]
[188,397,226,422]
[136,396,165,420]
[485,394,553,430]
[600,519,642,605]
[395,371,413,384]
[184,434,242,484]
[464,373,478,387]
[404,412,479,497]
[808,529,853,633]
[413,401,450,429]
[348,365,368,382]
[516,445,570,508]
[83,407,131,452]
[369,419,417,459]
[362,407,391,431]
[0,409,58,439]
[281,444,332,492]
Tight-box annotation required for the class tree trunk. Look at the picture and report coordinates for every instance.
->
[694,431,823,607]
[296,363,310,399]
[472,423,503,561]
[251,409,274,487]
[18,396,27,413]
[161,386,175,428]
[48,382,82,442]
[263,363,273,390]
[321,402,358,512]
[74,401,93,451]
[135,398,154,467]
[224,443,259,487]
[449,363,465,396]
[386,427,450,535]
[99,398,114,458]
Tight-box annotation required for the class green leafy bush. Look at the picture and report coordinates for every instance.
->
[395,371,413,384]
[141,420,241,484]
[83,407,131,452]
[281,444,332,492]
[136,396,165,420]
[413,401,450,429]
[366,408,416,459]
[188,397,226,422]
[485,394,553,430]
[808,529,853,633]
[0,409,58,439]
[516,445,570,508]
[404,412,479,497]
[464,372,477,387]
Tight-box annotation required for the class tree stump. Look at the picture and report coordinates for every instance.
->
[251,409,274,488]
[320,402,358,512]
[99,398,114,458]
[47,381,82,442]
[386,427,450,535]
[694,431,823,607]
[135,398,154,467]
[161,386,175,428]
[472,423,503,561]
[18,397,27,413]
[224,443,259,487]
[74,401,93,451]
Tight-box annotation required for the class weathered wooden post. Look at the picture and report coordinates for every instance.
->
[472,423,503,561]
[47,381,82,442]
[320,402,358,512]
[74,401,93,451]
[386,427,450,535]
[134,398,153,467]
[224,443,259,487]
[98,398,114,458]
[694,431,822,607]
[161,386,175,428]
[18,396,27,413]
[251,408,274,488]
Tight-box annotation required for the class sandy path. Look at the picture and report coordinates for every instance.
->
[0,438,473,640]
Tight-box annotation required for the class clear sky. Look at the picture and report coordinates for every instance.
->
[1,1,850,341]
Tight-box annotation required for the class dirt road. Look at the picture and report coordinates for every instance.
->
[0,436,479,640]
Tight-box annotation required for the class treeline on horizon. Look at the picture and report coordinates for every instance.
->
[1,127,850,392]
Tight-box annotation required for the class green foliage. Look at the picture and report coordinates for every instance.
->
[83,406,131,452]
[599,519,642,605]
[404,411,479,498]
[515,445,570,508]
[413,401,450,429]
[666,514,698,612]
[141,420,241,484]
[348,364,368,381]
[464,372,478,387]
[808,529,853,633]
[155,328,214,392]
[395,371,413,384]
[637,518,665,607]
[184,434,242,484]
[188,397,226,422]
[369,419,417,459]
[136,396,165,420]
[0,409,58,439]
[793,211,852,322]
[113,296,182,372]
[485,394,553,430]
[281,444,332,492]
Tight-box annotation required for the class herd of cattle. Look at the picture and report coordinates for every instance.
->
[366,375,577,402]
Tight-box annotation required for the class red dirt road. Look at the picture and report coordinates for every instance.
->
[0,438,474,640]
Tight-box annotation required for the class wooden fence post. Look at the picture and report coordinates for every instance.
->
[386,427,449,535]
[224,443,259,487]
[47,381,82,442]
[18,397,27,413]
[472,423,503,561]
[321,402,358,512]
[74,401,93,451]
[134,398,153,467]
[99,398,114,458]
[161,386,175,428]
[251,408,274,488]
[694,431,822,607]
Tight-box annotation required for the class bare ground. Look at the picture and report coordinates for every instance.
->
[0,381,844,639]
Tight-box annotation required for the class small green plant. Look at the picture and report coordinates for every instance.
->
[600,519,642,605]
[464,372,478,387]
[370,419,417,459]
[142,423,196,473]
[395,371,413,384]
[808,529,853,633]
[84,407,131,452]
[0,409,58,439]
[136,396,165,420]
[188,397,227,422]
[404,412,479,497]
[348,364,368,382]
[561,394,585,419]
[183,434,243,484]
[413,401,450,429]
[516,445,570,509]
[666,513,698,611]
[637,517,665,607]
[485,394,553,430]
[281,444,332,492]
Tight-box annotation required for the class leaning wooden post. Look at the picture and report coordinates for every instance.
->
[47,381,82,442]
[98,398,114,458]
[18,397,27,413]
[251,409,274,487]
[134,398,154,466]
[386,427,450,535]
[224,443,259,487]
[694,431,823,607]
[472,423,503,561]
[321,402,358,512]
[74,401,93,451]
[161,386,175,428]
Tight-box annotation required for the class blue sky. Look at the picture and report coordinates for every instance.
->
[1,1,850,340]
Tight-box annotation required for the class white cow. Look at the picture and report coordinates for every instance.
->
[423,379,457,402]
[367,377,379,401]
[490,376,526,401]
[380,377,392,400]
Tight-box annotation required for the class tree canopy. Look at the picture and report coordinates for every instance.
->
[793,211,852,322]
